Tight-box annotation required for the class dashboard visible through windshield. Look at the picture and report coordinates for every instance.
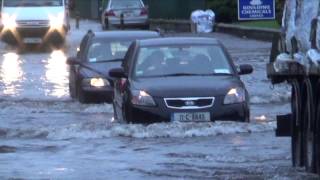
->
[134,45,233,78]
[3,0,63,7]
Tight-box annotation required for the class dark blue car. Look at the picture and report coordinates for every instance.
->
[109,37,253,123]
[67,30,160,103]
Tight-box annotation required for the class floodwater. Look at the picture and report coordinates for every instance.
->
[0,20,317,179]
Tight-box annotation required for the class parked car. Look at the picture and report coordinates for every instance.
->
[109,37,253,124]
[101,0,149,30]
[66,30,160,103]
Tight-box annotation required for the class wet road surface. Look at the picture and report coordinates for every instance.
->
[0,20,318,179]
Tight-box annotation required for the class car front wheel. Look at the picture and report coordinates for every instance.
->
[77,84,90,103]
[123,102,137,124]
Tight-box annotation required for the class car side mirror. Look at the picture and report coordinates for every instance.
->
[238,64,253,75]
[66,57,80,65]
[109,68,126,78]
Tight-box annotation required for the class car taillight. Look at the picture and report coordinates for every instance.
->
[105,10,115,16]
[140,8,148,16]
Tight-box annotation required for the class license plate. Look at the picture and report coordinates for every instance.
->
[172,112,211,122]
[23,38,42,44]
[124,13,133,17]
[123,11,133,17]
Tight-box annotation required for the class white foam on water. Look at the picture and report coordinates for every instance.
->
[250,91,291,104]
[83,104,113,113]
[0,101,113,114]
[47,121,276,140]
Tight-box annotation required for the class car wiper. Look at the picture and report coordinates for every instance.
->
[148,73,210,77]
[209,73,233,76]
[139,73,233,78]
[165,73,233,76]
[21,3,38,6]
[94,58,123,63]
[161,73,203,77]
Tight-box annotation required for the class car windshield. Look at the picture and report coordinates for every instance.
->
[87,40,132,62]
[134,45,233,78]
[3,0,63,7]
[111,0,142,9]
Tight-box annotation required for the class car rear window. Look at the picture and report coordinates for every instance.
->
[4,0,63,7]
[87,41,132,62]
[134,45,234,78]
[111,0,142,9]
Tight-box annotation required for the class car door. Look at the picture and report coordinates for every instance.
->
[114,43,136,114]
[70,34,91,97]
[75,33,92,75]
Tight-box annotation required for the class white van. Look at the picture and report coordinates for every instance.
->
[0,0,70,46]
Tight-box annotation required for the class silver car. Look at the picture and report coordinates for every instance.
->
[101,0,149,30]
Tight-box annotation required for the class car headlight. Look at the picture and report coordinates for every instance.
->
[224,87,246,104]
[82,78,110,87]
[131,90,156,106]
[49,13,65,29]
[2,13,17,30]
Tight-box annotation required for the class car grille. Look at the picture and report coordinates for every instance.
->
[16,20,50,28]
[164,97,215,109]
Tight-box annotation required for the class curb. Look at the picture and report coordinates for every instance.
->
[215,23,280,42]
[149,19,280,42]
[149,19,192,33]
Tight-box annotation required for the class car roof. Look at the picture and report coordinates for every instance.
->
[137,37,221,46]
[92,31,159,40]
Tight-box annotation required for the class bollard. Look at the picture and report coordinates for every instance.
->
[212,18,215,32]
[120,13,124,30]
[190,21,197,33]
[76,11,80,29]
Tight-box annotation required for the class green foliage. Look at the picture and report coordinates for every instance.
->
[275,0,285,25]
[235,20,280,29]
[206,0,237,23]
[206,0,284,24]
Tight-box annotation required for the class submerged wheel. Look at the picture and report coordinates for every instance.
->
[112,101,119,121]
[123,102,135,124]
[69,82,76,98]
[77,84,90,103]
[291,80,304,167]
[303,80,316,172]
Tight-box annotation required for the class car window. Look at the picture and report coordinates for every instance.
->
[78,34,90,59]
[4,0,63,7]
[87,40,131,62]
[111,41,130,57]
[122,42,136,72]
[134,45,233,78]
[111,0,142,9]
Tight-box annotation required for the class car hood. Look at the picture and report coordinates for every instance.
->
[132,76,243,98]
[2,7,65,21]
[79,61,122,79]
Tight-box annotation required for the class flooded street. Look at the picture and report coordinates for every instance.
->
[0,20,318,179]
